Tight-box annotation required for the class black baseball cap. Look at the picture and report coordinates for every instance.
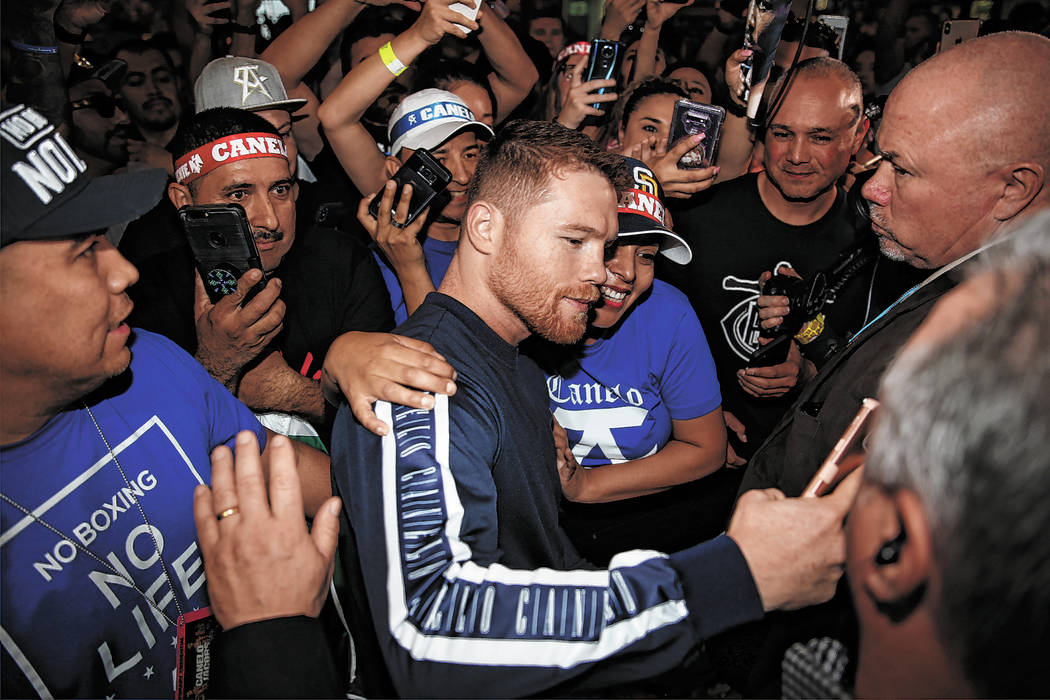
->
[617,157,692,264]
[1,103,166,246]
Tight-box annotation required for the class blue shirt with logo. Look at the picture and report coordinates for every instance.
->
[0,330,264,698]
[547,280,721,467]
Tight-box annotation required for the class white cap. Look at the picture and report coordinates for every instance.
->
[387,88,492,156]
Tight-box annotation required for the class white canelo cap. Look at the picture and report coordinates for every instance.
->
[386,88,493,157]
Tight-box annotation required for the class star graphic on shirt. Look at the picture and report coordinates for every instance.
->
[170,635,178,648]
[106,694,116,700]
[143,666,155,679]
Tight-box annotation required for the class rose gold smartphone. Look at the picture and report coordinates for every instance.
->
[804,398,879,496]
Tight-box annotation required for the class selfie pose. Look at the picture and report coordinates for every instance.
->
[537,158,733,566]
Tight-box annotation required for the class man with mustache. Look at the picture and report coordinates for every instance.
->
[114,39,183,175]
[0,103,293,699]
[661,57,918,470]
[740,31,1050,497]
[67,60,134,177]
[128,107,393,436]
[193,121,862,699]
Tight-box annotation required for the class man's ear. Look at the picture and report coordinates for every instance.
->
[291,180,300,202]
[463,200,502,256]
[862,488,933,610]
[852,115,871,155]
[991,162,1045,222]
[384,156,402,180]
[168,182,192,209]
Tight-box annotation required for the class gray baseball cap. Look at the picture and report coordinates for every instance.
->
[194,56,307,114]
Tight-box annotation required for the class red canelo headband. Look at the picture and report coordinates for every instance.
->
[174,132,288,185]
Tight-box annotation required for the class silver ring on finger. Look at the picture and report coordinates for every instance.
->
[390,213,406,229]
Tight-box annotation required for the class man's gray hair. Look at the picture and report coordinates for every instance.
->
[865,208,1050,697]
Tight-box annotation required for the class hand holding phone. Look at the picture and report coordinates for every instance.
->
[667,98,725,168]
[803,398,879,497]
[359,180,431,273]
[449,0,481,34]
[584,40,623,113]
[181,203,267,305]
[368,148,452,229]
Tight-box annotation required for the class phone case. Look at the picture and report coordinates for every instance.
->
[368,148,453,228]
[584,40,623,111]
[667,99,726,169]
[180,204,267,304]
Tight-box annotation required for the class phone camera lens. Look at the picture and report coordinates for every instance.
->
[418,165,435,184]
[208,231,227,248]
[601,46,614,58]
[944,23,951,34]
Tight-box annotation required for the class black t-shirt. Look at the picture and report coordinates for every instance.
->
[659,173,912,456]
[127,223,394,395]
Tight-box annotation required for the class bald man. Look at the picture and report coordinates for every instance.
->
[740,31,1050,497]
[846,212,1050,698]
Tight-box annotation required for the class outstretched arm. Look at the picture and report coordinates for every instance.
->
[318,0,477,196]
[475,5,538,124]
[259,0,414,160]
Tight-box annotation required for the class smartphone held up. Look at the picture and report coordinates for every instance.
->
[667,99,725,169]
[368,148,453,229]
[180,203,268,305]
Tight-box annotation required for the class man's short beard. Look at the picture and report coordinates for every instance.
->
[487,231,594,345]
[765,168,834,203]
[135,102,178,132]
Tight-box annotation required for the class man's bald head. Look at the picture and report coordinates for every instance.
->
[863,32,1050,269]
[895,31,1050,173]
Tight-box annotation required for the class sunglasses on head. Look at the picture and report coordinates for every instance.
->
[71,93,121,118]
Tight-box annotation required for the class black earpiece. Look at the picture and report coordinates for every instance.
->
[875,527,906,566]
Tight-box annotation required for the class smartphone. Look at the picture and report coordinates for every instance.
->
[450,0,481,34]
[180,203,267,305]
[667,99,726,169]
[803,398,879,497]
[584,39,623,111]
[818,15,849,60]
[938,19,981,53]
[368,148,452,229]
[741,0,791,120]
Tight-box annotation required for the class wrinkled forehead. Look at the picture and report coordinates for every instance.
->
[193,155,292,191]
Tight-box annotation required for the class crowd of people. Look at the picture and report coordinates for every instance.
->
[2,0,1049,697]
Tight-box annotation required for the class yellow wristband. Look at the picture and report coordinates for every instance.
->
[379,41,406,77]
[794,313,826,345]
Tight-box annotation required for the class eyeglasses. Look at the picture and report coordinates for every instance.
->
[71,93,120,118]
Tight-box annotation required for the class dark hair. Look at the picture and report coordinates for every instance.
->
[170,107,280,161]
[617,76,688,134]
[467,119,630,227]
[111,38,177,74]
[413,59,497,122]
[339,6,411,74]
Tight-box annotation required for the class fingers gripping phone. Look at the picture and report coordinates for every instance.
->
[803,398,879,497]
[368,148,453,229]
[180,203,267,305]
[667,99,726,169]
[584,39,623,112]
[450,0,481,34]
